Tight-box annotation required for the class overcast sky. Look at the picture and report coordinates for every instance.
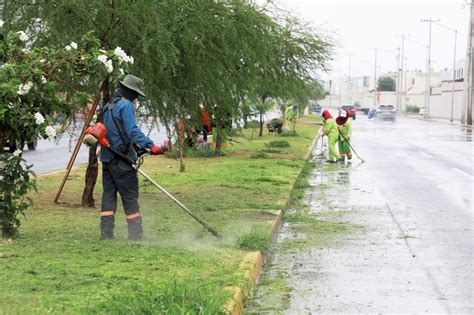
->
[276,0,470,81]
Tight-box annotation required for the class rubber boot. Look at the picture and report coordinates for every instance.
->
[127,217,143,241]
[100,216,115,240]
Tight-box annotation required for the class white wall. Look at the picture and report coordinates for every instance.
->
[429,81,464,121]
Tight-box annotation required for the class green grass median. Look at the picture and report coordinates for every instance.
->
[0,115,320,314]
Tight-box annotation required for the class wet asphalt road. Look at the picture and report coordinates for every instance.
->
[249,115,473,314]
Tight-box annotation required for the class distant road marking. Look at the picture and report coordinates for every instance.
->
[418,151,433,159]
[453,168,473,178]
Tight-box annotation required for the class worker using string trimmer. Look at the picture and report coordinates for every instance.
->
[321,109,341,163]
[89,74,171,241]
[336,109,353,164]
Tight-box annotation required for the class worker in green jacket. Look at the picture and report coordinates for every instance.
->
[336,109,353,163]
[285,104,298,132]
[321,109,341,163]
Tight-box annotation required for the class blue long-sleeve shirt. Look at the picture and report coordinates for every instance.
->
[100,97,154,162]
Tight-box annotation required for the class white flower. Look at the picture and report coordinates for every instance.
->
[65,45,72,51]
[119,68,124,75]
[97,55,108,64]
[70,42,78,49]
[128,56,134,64]
[0,20,4,27]
[21,48,30,53]
[114,46,127,63]
[39,59,45,63]
[45,126,56,139]
[34,112,45,125]
[8,102,14,109]
[41,76,47,84]
[18,31,29,42]
[104,59,113,73]
[13,149,22,157]
[18,81,33,95]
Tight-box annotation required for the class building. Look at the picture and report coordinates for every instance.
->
[320,63,466,121]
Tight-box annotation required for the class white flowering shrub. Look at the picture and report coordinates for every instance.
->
[0,26,133,237]
[0,154,36,238]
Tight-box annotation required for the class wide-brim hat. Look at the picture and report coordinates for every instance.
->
[119,74,146,97]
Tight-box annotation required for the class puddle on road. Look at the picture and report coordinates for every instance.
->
[245,157,364,314]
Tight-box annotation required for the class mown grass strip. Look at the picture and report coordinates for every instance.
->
[0,115,321,314]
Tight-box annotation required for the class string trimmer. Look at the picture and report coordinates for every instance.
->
[83,123,222,239]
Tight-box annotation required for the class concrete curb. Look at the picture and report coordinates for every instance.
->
[224,124,322,314]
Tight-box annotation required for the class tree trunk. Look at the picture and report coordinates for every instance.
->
[81,145,98,207]
[215,126,223,156]
[81,79,110,208]
[176,120,185,172]
[258,110,264,137]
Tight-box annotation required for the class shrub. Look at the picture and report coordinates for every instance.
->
[406,105,420,113]
[0,154,36,238]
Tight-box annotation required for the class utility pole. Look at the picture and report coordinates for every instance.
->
[405,37,429,115]
[396,47,401,112]
[373,48,378,108]
[404,56,408,112]
[468,2,473,125]
[435,22,458,122]
[397,35,410,114]
[421,18,440,119]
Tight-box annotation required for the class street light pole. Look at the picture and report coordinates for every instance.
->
[397,35,410,114]
[451,30,458,122]
[404,37,429,115]
[434,22,458,122]
[404,56,408,112]
[374,48,378,108]
[396,47,401,112]
[421,18,440,119]
[462,2,473,125]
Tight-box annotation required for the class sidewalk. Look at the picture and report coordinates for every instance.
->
[403,113,474,129]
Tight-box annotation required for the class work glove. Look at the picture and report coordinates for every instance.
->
[150,140,172,155]
[161,139,172,152]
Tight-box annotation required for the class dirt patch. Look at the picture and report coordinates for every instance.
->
[228,151,254,157]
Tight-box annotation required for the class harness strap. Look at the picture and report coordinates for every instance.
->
[104,100,130,154]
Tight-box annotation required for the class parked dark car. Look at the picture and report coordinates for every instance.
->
[341,105,356,120]
[4,139,38,152]
[375,105,396,122]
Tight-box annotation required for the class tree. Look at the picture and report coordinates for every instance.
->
[0,25,131,237]
[4,0,334,197]
[377,76,396,91]
[251,5,333,126]
[3,0,177,201]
